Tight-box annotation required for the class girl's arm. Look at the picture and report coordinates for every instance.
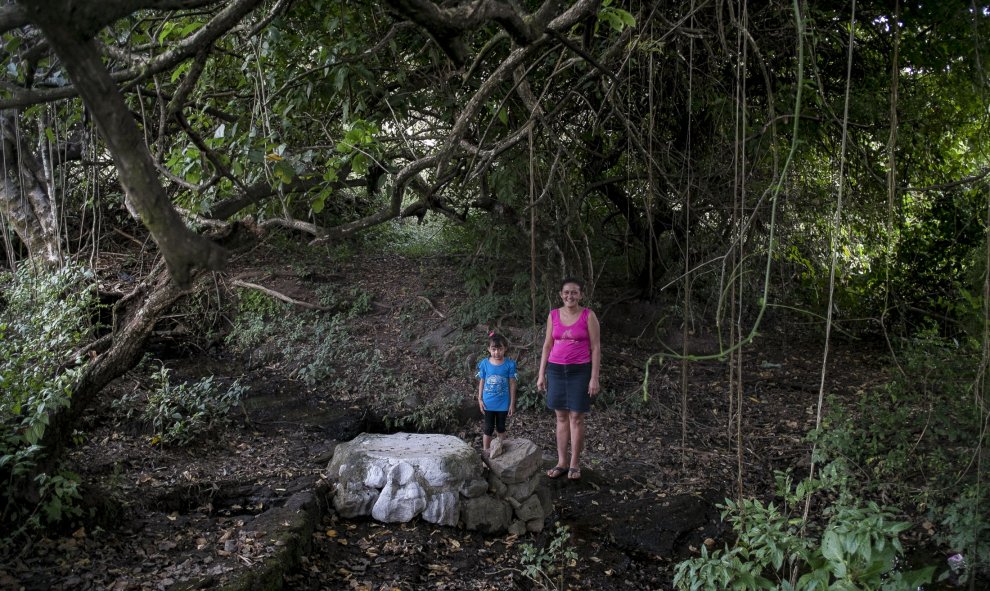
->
[587,310,601,396]
[536,313,554,392]
[477,376,485,412]
[509,377,517,415]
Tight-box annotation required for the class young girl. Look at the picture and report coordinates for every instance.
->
[477,332,517,456]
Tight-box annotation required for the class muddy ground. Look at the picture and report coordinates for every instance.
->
[0,250,957,590]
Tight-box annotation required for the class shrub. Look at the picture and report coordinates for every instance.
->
[0,262,96,539]
[225,287,289,349]
[811,332,987,584]
[135,365,247,446]
[381,382,462,433]
[931,483,988,586]
[519,522,578,591]
[673,469,934,591]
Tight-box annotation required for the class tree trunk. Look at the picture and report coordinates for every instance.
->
[37,267,192,473]
[0,111,61,264]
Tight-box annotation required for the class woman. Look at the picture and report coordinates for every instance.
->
[536,277,601,480]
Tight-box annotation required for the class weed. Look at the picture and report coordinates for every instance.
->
[673,468,934,591]
[518,522,578,591]
[0,262,96,539]
[316,285,373,318]
[932,483,989,586]
[225,288,289,349]
[133,365,247,446]
[515,382,543,412]
[381,383,461,433]
[811,332,987,584]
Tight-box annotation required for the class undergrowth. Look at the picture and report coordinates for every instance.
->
[519,522,578,591]
[810,332,988,586]
[114,365,247,446]
[224,283,462,430]
[674,467,935,591]
[0,262,97,542]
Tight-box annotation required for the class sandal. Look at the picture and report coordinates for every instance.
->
[547,466,568,479]
[568,467,582,480]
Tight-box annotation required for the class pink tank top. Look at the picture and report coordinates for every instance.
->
[548,308,592,364]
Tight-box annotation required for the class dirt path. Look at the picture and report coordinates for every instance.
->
[0,252,896,590]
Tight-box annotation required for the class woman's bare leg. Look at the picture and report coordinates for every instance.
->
[568,411,585,471]
[554,410,570,468]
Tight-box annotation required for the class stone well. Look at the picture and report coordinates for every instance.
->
[327,433,551,534]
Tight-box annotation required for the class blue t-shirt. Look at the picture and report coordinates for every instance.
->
[476,358,517,412]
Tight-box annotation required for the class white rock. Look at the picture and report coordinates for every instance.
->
[372,463,427,522]
[422,491,459,526]
[363,464,386,488]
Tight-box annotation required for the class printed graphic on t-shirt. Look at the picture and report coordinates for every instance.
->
[484,374,509,395]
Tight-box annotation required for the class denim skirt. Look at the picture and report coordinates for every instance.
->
[546,362,592,413]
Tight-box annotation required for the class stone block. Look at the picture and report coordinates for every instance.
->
[515,494,544,522]
[371,463,428,522]
[508,520,528,536]
[461,496,512,533]
[485,438,541,484]
[327,433,550,534]
[505,474,539,500]
[459,478,489,498]
[334,487,377,518]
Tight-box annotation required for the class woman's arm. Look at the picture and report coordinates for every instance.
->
[536,313,554,392]
[587,310,601,396]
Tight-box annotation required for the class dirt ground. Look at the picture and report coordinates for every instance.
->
[0,249,953,591]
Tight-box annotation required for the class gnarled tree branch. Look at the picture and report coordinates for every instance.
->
[17,0,232,287]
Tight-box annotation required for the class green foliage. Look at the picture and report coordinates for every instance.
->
[231,299,457,432]
[360,216,470,258]
[123,365,246,446]
[381,384,461,433]
[598,0,636,33]
[518,522,579,591]
[810,333,987,584]
[514,382,544,412]
[812,333,981,503]
[225,288,291,349]
[34,471,84,525]
[454,291,513,328]
[453,266,533,328]
[316,285,373,318]
[290,315,352,388]
[931,483,988,586]
[0,263,95,422]
[0,262,96,539]
[673,469,934,591]
[225,286,412,405]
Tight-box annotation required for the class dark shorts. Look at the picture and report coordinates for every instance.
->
[546,362,592,413]
[483,410,508,436]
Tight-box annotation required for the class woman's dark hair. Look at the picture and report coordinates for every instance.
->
[560,277,585,291]
[488,332,509,348]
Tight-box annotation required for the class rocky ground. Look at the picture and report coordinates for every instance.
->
[0,249,955,590]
